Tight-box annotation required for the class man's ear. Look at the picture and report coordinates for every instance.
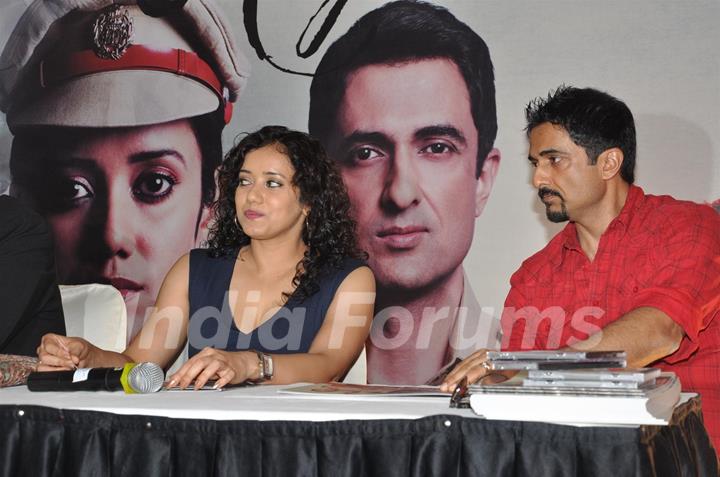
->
[599,147,624,181]
[475,148,501,217]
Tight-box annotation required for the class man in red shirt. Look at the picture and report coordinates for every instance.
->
[442,86,720,447]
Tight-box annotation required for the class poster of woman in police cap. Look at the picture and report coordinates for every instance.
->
[0,0,249,339]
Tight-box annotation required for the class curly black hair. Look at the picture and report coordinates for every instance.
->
[206,125,366,302]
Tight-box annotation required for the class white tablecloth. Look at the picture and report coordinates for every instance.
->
[0,384,474,421]
[0,384,694,426]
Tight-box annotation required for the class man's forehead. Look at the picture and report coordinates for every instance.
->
[529,123,571,145]
[528,123,584,157]
[335,58,477,143]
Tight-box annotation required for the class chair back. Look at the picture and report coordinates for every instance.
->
[342,346,367,384]
[59,284,127,352]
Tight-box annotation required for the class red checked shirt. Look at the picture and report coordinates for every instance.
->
[500,185,720,446]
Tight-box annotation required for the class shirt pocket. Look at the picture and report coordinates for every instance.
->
[611,271,650,317]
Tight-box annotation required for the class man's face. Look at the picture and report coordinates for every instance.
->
[329,58,499,291]
[528,122,605,223]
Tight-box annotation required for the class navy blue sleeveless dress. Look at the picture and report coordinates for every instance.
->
[187,248,365,357]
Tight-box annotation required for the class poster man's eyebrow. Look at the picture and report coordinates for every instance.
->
[340,130,393,151]
[414,125,466,146]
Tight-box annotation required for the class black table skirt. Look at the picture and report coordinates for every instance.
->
[0,399,716,477]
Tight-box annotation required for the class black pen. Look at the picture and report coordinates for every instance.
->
[450,376,469,408]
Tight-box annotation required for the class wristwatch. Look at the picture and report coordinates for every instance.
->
[255,351,274,382]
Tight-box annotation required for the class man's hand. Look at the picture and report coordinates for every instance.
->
[440,349,493,392]
[440,349,519,392]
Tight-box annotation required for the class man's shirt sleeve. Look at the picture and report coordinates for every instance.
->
[630,205,720,363]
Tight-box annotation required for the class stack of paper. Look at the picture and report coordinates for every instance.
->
[469,371,681,426]
[486,350,627,370]
[523,367,661,389]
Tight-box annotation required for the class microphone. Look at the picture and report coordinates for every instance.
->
[27,362,165,394]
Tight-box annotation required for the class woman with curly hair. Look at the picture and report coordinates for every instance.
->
[36,126,376,388]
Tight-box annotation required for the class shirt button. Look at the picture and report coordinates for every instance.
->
[593,301,599,306]
[633,286,639,293]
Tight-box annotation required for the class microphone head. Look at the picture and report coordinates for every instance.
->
[127,362,165,393]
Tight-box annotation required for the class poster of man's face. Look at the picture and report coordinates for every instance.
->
[0,0,717,384]
[328,58,494,293]
[307,1,503,383]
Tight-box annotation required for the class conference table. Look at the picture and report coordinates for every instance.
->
[0,384,716,476]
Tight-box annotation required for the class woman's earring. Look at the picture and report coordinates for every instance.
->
[235,215,241,230]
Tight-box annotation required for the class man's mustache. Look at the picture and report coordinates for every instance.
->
[538,187,563,201]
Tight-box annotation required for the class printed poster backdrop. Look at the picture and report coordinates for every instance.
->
[0,0,718,383]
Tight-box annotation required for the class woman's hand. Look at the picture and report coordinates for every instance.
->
[166,347,258,390]
[36,334,97,371]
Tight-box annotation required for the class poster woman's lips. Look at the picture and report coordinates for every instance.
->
[108,277,144,298]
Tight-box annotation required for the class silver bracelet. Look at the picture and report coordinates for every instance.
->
[253,351,274,382]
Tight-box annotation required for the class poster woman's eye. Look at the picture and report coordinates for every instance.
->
[60,177,94,203]
[40,175,96,213]
[133,171,177,203]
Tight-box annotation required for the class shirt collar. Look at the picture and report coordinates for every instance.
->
[613,184,644,229]
[447,272,501,359]
[558,184,645,262]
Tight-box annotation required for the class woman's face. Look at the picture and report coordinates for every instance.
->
[28,119,208,334]
[235,144,307,242]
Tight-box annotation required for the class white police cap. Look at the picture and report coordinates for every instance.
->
[0,0,250,131]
